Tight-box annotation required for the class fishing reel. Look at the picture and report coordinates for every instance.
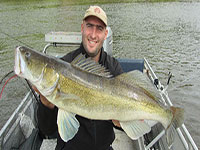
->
[154,72,173,106]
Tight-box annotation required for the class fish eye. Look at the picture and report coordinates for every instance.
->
[25,52,31,58]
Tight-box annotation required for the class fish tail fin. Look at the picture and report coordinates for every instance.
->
[170,106,184,129]
[166,106,184,148]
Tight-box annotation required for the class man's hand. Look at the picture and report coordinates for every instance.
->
[112,120,121,127]
[32,86,55,109]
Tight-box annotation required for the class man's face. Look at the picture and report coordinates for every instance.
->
[81,16,108,58]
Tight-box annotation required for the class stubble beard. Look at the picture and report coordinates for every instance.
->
[82,38,104,58]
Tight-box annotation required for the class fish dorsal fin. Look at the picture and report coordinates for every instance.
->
[116,70,160,101]
[71,54,112,78]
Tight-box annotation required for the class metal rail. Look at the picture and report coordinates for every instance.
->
[43,43,80,54]
[144,58,198,150]
[0,91,31,148]
[0,91,31,137]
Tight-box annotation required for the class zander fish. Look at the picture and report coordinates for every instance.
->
[14,46,184,146]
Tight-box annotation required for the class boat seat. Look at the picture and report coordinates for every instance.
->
[118,59,144,73]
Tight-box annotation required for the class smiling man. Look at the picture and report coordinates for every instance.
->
[36,6,123,150]
[81,6,108,61]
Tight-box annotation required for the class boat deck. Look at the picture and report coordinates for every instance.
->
[39,129,137,150]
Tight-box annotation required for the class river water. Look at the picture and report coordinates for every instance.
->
[0,0,199,148]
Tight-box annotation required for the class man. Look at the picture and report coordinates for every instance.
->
[36,6,123,150]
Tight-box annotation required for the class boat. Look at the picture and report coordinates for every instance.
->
[0,27,198,150]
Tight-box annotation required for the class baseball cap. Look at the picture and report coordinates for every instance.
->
[83,6,107,26]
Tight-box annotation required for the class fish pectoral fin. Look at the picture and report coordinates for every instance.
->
[144,120,158,127]
[57,109,80,142]
[120,120,151,140]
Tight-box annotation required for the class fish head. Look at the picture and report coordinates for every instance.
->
[14,46,61,96]
[14,46,46,83]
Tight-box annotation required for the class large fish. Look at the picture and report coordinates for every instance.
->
[14,46,184,145]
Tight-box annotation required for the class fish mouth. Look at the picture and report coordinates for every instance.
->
[14,46,23,76]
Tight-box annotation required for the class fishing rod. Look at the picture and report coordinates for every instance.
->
[24,79,40,103]
[0,29,34,49]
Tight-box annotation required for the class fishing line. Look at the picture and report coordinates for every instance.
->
[0,70,14,85]
[0,29,33,49]
[0,74,17,100]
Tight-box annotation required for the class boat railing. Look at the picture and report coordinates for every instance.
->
[0,91,38,150]
[144,58,198,150]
